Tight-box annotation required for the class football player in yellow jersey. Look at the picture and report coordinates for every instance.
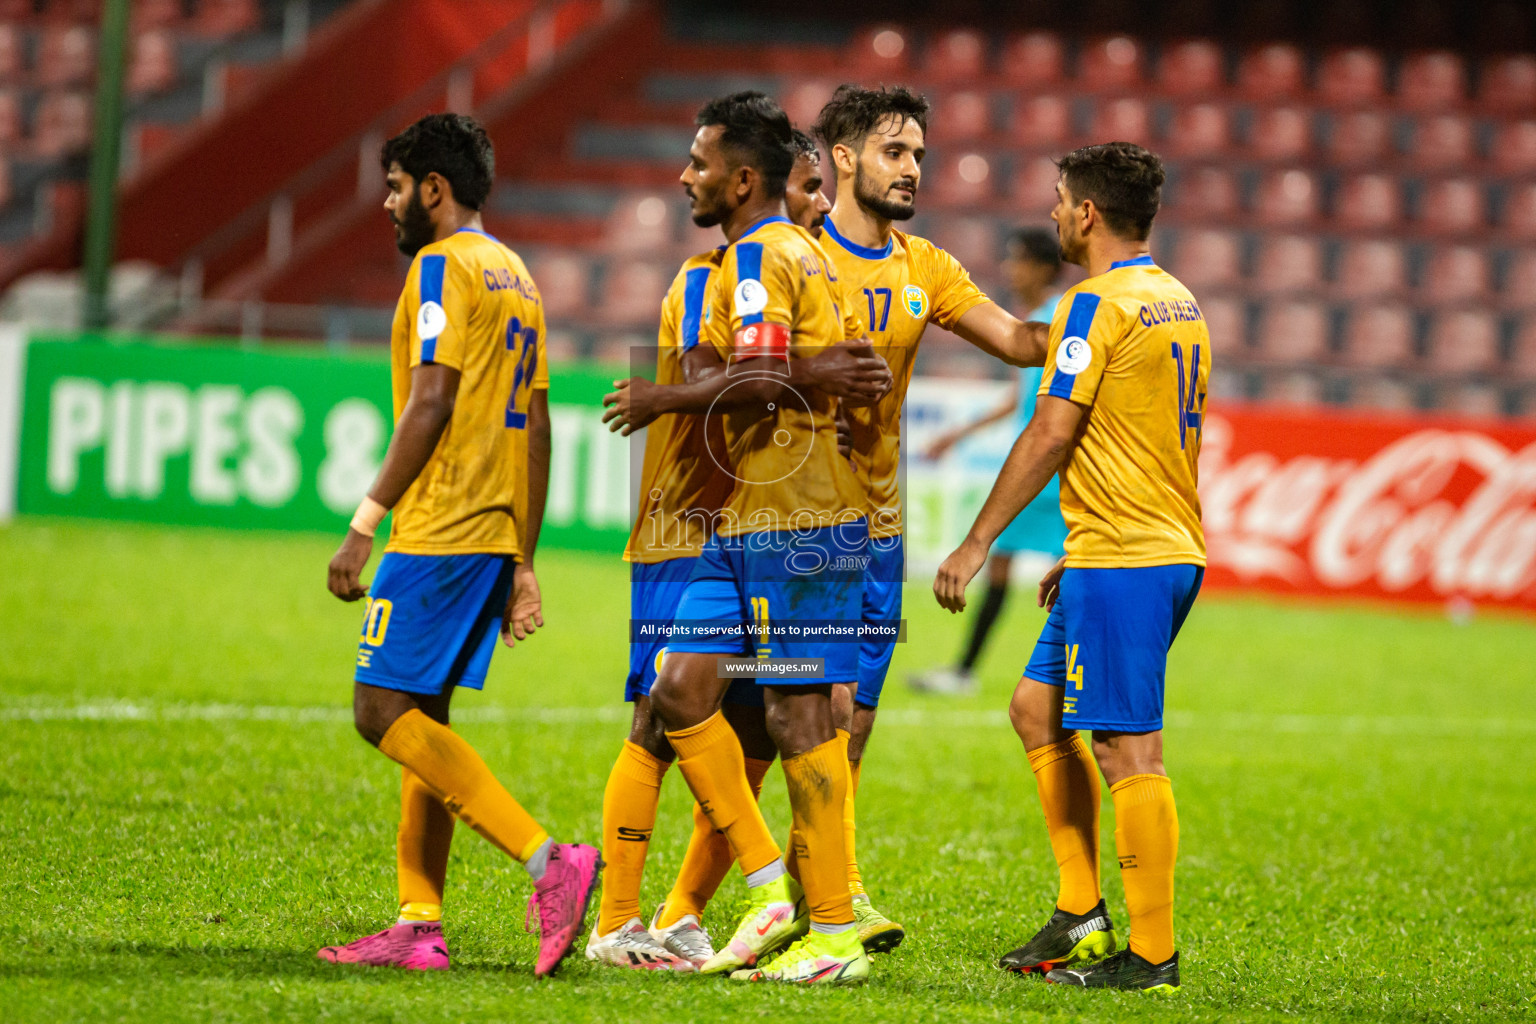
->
[806,84,1059,950]
[316,114,599,978]
[936,143,1208,994]
[592,119,888,976]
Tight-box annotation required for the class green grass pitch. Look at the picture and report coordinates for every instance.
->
[2,519,1533,1022]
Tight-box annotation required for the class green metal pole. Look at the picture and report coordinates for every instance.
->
[81,0,131,332]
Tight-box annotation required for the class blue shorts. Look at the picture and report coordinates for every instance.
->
[994,494,1067,557]
[355,552,516,696]
[855,533,904,708]
[668,519,868,687]
[1023,565,1203,733]
[627,557,697,702]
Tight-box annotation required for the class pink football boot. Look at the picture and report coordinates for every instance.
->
[317,921,450,970]
[524,843,603,977]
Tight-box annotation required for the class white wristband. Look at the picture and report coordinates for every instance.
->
[350,496,389,538]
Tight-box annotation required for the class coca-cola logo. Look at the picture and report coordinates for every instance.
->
[1200,414,1536,603]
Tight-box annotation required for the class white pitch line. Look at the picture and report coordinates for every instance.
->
[1,700,1532,736]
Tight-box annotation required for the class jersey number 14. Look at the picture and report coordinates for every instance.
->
[1171,342,1204,451]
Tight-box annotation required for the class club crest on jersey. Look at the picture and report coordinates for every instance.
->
[902,284,928,320]
[1057,336,1092,375]
[734,278,768,317]
[416,300,447,340]
[653,647,668,674]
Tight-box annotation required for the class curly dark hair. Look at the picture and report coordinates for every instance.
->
[380,113,495,210]
[790,127,820,162]
[695,91,796,199]
[811,84,930,151]
[1055,142,1165,240]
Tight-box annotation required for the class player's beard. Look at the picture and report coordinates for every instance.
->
[392,189,436,257]
[687,182,729,228]
[854,162,916,222]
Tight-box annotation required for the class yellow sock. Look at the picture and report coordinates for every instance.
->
[782,736,853,926]
[1111,773,1179,964]
[397,766,453,921]
[597,741,670,934]
[378,709,549,864]
[1026,734,1103,915]
[667,712,782,878]
[845,734,865,898]
[658,757,771,928]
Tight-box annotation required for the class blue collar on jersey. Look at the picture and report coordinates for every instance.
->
[1109,254,1156,269]
[823,216,893,260]
[454,227,502,243]
[740,214,791,238]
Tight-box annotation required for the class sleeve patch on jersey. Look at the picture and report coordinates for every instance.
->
[417,300,447,342]
[680,266,712,351]
[733,242,767,325]
[1048,292,1101,398]
[1057,336,1092,374]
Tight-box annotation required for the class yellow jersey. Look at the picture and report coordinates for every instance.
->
[624,249,734,563]
[1037,254,1209,568]
[818,219,991,538]
[701,216,865,536]
[386,228,549,558]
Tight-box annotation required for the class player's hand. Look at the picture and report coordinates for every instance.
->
[835,403,854,461]
[602,377,662,435]
[327,529,373,601]
[501,562,544,648]
[811,340,892,405]
[1037,555,1068,610]
[934,538,987,613]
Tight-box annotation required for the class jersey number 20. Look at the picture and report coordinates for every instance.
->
[505,316,540,429]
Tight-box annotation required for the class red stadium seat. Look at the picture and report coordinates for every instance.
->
[930,216,995,269]
[935,90,992,142]
[1266,371,1324,406]
[1397,51,1466,110]
[1087,97,1151,144]
[1408,114,1475,170]
[1198,296,1247,356]
[1418,178,1486,234]
[31,90,91,157]
[127,29,178,96]
[1503,250,1536,306]
[527,253,590,319]
[1421,245,1492,304]
[1491,121,1536,178]
[1479,54,1536,114]
[1000,31,1066,88]
[0,24,21,83]
[36,25,95,88]
[604,193,673,253]
[0,89,20,147]
[1010,94,1072,148]
[1426,309,1501,373]
[1163,103,1230,159]
[1327,111,1392,165]
[930,151,995,207]
[1170,228,1243,290]
[1010,155,1060,213]
[133,0,185,29]
[1174,165,1240,219]
[1335,240,1409,298]
[1251,234,1324,293]
[1248,106,1312,162]
[845,24,912,77]
[1158,39,1224,96]
[1341,305,1415,368]
[1353,376,1416,411]
[1078,36,1144,91]
[195,0,261,37]
[1335,173,1403,231]
[783,79,836,132]
[1317,48,1386,106]
[0,0,29,22]
[1255,300,1330,363]
[1505,183,1536,240]
[924,29,988,82]
[1512,317,1536,376]
[1253,168,1320,226]
[1237,44,1306,100]
[1444,382,1504,418]
[597,261,671,324]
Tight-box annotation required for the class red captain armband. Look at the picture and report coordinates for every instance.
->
[734,322,791,362]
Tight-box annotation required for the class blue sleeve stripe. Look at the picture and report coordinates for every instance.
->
[680,267,711,351]
[735,242,764,326]
[418,254,446,362]
[1048,292,1101,399]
